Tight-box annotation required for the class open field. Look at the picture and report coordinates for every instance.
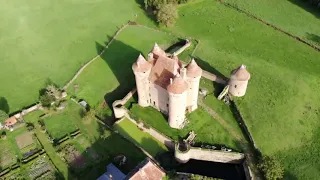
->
[130,104,242,151]
[228,0,320,47]
[161,1,320,179]
[0,0,151,113]
[67,25,180,107]
[114,118,168,157]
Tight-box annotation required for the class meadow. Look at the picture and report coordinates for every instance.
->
[165,1,320,179]
[228,0,320,47]
[0,0,150,113]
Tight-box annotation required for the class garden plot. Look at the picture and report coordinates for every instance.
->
[26,156,55,180]
[58,143,87,171]
[15,132,42,159]
[0,141,16,169]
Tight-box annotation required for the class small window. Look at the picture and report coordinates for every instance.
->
[235,85,237,88]
[153,101,156,106]
[167,104,169,108]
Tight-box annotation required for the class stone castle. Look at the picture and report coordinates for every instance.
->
[132,43,250,129]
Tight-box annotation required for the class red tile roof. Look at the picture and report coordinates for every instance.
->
[132,54,152,73]
[186,59,202,77]
[231,65,251,81]
[149,54,181,89]
[167,75,188,94]
[5,117,17,126]
[128,158,166,180]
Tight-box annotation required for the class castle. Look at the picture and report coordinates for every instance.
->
[132,43,250,129]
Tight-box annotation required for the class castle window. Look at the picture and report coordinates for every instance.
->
[235,85,237,88]
[153,101,156,106]
[167,104,169,108]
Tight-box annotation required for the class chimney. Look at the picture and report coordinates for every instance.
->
[181,68,187,80]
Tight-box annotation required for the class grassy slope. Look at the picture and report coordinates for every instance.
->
[130,105,241,151]
[228,0,320,47]
[68,25,179,106]
[114,118,168,157]
[167,1,320,179]
[0,0,149,113]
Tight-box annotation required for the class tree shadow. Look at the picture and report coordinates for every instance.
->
[134,0,158,26]
[306,32,320,45]
[288,0,320,19]
[0,97,9,114]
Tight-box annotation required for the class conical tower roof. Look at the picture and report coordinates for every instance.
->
[152,43,166,56]
[132,54,152,73]
[230,65,250,81]
[186,59,202,77]
[167,74,188,94]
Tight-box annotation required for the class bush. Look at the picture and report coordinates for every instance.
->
[156,4,178,27]
[0,110,8,124]
[1,131,6,139]
[258,155,284,180]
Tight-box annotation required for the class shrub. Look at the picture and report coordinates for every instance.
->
[0,110,8,124]
[258,155,284,180]
[1,131,6,139]
[156,4,178,27]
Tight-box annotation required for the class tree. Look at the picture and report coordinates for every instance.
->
[1,131,6,139]
[156,3,178,27]
[40,93,55,107]
[0,110,8,124]
[258,155,284,180]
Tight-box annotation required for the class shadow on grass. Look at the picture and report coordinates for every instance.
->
[190,56,227,97]
[134,0,158,26]
[0,97,9,114]
[288,0,320,19]
[61,120,146,179]
[306,33,320,45]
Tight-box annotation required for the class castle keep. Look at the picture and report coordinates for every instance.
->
[132,43,202,129]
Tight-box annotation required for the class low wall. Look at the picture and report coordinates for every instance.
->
[125,114,175,150]
[175,144,244,164]
[173,40,191,56]
[112,88,136,119]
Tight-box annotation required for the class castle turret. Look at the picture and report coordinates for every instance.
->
[132,54,152,107]
[186,59,202,111]
[228,65,250,97]
[151,43,166,58]
[167,74,188,129]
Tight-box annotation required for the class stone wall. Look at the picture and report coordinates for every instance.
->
[112,89,136,119]
[175,143,245,164]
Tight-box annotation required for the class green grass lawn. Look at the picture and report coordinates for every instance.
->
[130,104,242,151]
[160,1,320,179]
[228,0,320,47]
[67,25,180,107]
[23,110,45,124]
[43,102,79,140]
[114,118,168,157]
[0,0,152,113]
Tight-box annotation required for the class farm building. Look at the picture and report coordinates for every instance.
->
[4,116,18,128]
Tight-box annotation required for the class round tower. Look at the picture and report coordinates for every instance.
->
[228,65,251,97]
[151,43,166,58]
[186,59,202,111]
[167,75,188,129]
[132,54,152,107]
